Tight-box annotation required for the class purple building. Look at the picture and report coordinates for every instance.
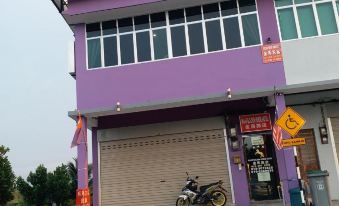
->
[52,0,339,205]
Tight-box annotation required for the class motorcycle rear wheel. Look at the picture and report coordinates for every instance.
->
[211,190,227,206]
[176,197,190,206]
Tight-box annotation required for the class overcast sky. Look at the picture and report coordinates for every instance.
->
[0,0,91,177]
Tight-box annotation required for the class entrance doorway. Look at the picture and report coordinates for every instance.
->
[243,133,281,201]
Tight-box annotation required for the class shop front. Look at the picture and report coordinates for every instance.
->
[90,97,299,206]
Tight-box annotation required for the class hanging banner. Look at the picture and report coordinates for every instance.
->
[240,113,272,133]
[76,188,91,206]
[261,43,283,64]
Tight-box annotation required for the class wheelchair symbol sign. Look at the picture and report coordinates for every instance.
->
[276,107,306,137]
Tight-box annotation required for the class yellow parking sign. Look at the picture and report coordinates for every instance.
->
[276,107,306,137]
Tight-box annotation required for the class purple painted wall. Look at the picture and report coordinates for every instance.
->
[228,115,251,206]
[73,0,286,111]
[71,0,297,205]
[258,0,281,44]
[75,33,286,111]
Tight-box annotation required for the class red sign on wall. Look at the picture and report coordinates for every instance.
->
[239,113,272,133]
[261,43,283,64]
[76,188,91,206]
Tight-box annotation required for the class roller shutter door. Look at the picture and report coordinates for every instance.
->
[331,118,339,162]
[100,129,232,206]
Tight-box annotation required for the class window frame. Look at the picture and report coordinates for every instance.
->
[274,0,339,41]
[85,0,262,70]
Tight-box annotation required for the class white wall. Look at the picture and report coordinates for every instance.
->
[282,34,339,85]
[292,104,339,200]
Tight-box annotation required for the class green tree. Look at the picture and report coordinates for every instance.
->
[0,145,16,206]
[17,165,49,206]
[47,164,72,206]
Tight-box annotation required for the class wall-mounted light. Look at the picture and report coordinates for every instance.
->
[116,102,121,112]
[227,88,232,99]
[266,37,272,44]
[319,126,328,144]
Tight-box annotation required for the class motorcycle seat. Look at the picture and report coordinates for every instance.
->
[199,181,219,193]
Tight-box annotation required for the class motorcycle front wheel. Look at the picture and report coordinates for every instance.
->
[211,190,227,206]
[176,197,190,206]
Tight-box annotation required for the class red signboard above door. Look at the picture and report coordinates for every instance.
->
[239,113,272,133]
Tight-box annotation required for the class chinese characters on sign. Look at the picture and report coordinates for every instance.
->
[248,157,274,174]
[76,188,91,206]
[239,113,272,133]
[261,43,283,64]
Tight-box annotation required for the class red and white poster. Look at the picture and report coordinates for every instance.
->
[76,188,91,206]
[239,113,272,133]
[261,43,283,64]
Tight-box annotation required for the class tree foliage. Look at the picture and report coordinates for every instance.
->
[0,145,16,206]
[47,164,72,205]
[17,158,93,206]
[17,165,49,206]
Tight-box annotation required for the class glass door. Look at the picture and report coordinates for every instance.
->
[243,133,280,201]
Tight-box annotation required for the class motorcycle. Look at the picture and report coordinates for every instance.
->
[176,172,227,206]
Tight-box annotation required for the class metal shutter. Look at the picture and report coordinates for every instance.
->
[100,129,232,206]
[331,118,339,162]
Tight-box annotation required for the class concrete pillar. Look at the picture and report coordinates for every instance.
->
[77,116,88,189]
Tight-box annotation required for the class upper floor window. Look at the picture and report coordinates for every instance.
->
[86,0,262,69]
[275,0,339,40]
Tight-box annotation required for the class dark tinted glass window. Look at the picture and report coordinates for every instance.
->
[171,26,187,57]
[239,0,256,13]
[87,39,101,68]
[104,36,118,66]
[221,0,238,16]
[153,29,168,59]
[242,14,261,45]
[118,18,133,33]
[188,23,205,54]
[151,12,166,28]
[86,23,101,37]
[136,31,152,62]
[134,15,150,30]
[169,9,185,25]
[203,3,220,19]
[223,17,242,49]
[186,6,202,22]
[102,21,117,35]
[205,20,223,52]
[120,34,135,64]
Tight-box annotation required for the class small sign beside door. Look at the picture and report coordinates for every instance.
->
[239,113,272,133]
[282,137,306,148]
[261,43,283,64]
